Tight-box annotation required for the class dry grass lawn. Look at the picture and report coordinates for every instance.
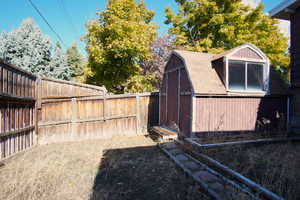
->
[0,135,208,200]
[206,142,300,200]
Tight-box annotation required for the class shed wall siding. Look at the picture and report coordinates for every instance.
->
[232,47,264,60]
[167,70,178,126]
[194,96,287,135]
[160,55,192,136]
[179,68,192,137]
[164,54,183,72]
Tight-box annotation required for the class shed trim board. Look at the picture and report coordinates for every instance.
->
[177,69,180,125]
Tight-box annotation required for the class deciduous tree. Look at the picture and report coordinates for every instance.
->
[165,0,289,68]
[142,35,174,88]
[85,0,157,93]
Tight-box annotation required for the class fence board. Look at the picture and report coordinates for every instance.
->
[0,60,37,160]
[38,92,159,144]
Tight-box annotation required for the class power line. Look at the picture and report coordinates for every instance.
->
[57,0,86,53]
[58,0,79,36]
[27,0,67,48]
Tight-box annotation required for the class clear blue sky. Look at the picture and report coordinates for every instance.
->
[0,0,286,55]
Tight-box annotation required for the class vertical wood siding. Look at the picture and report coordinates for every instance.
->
[179,68,192,137]
[164,54,183,72]
[232,47,264,60]
[160,54,193,136]
[167,70,179,126]
[0,61,37,160]
[194,96,287,135]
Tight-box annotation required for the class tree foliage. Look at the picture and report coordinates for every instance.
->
[47,43,71,80]
[0,18,71,80]
[165,0,289,68]
[66,43,84,79]
[141,35,174,88]
[85,0,157,93]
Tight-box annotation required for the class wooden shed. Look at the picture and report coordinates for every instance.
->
[159,43,290,138]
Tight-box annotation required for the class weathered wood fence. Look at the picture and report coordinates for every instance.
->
[0,60,37,160]
[0,61,159,160]
[38,92,159,144]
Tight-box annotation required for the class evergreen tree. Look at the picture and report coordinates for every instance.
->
[0,18,52,75]
[85,0,157,93]
[165,0,289,68]
[66,43,84,79]
[47,43,71,80]
[0,18,72,79]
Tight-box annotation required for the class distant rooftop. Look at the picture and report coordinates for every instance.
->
[269,0,300,20]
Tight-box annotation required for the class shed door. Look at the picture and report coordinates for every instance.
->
[166,70,179,128]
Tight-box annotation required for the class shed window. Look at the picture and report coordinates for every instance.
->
[228,60,264,91]
[228,61,245,90]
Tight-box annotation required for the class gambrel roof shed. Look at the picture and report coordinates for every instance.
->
[159,43,289,138]
[172,43,289,96]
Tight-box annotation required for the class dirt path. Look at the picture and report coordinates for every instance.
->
[0,136,208,200]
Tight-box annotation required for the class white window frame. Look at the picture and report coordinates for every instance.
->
[224,58,269,94]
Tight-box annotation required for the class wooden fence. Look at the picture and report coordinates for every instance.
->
[38,93,159,144]
[0,60,159,159]
[0,60,37,160]
[39,77,106,99]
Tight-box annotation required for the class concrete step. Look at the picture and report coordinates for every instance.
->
[159,142,259,200]
[182,138,286,200]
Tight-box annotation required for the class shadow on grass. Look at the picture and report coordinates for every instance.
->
[89,145,208,200]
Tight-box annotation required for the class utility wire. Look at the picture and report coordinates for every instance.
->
[58,0,79,36]
[57,0,86,53]
[27,0,67,48]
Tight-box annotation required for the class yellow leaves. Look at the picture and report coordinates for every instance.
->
[166,0,289,69]
[85,0,157,93]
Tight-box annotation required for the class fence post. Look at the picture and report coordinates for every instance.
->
[103,92,106,121]
[71,98,78,139]
[136,94,141,135]
[35,78,41,145]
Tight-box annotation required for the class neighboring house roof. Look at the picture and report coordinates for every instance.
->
[269,0,300,20]
[172,45,289,96]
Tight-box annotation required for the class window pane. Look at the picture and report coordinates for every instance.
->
[247,63,264,90]
[229,61,245,90]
